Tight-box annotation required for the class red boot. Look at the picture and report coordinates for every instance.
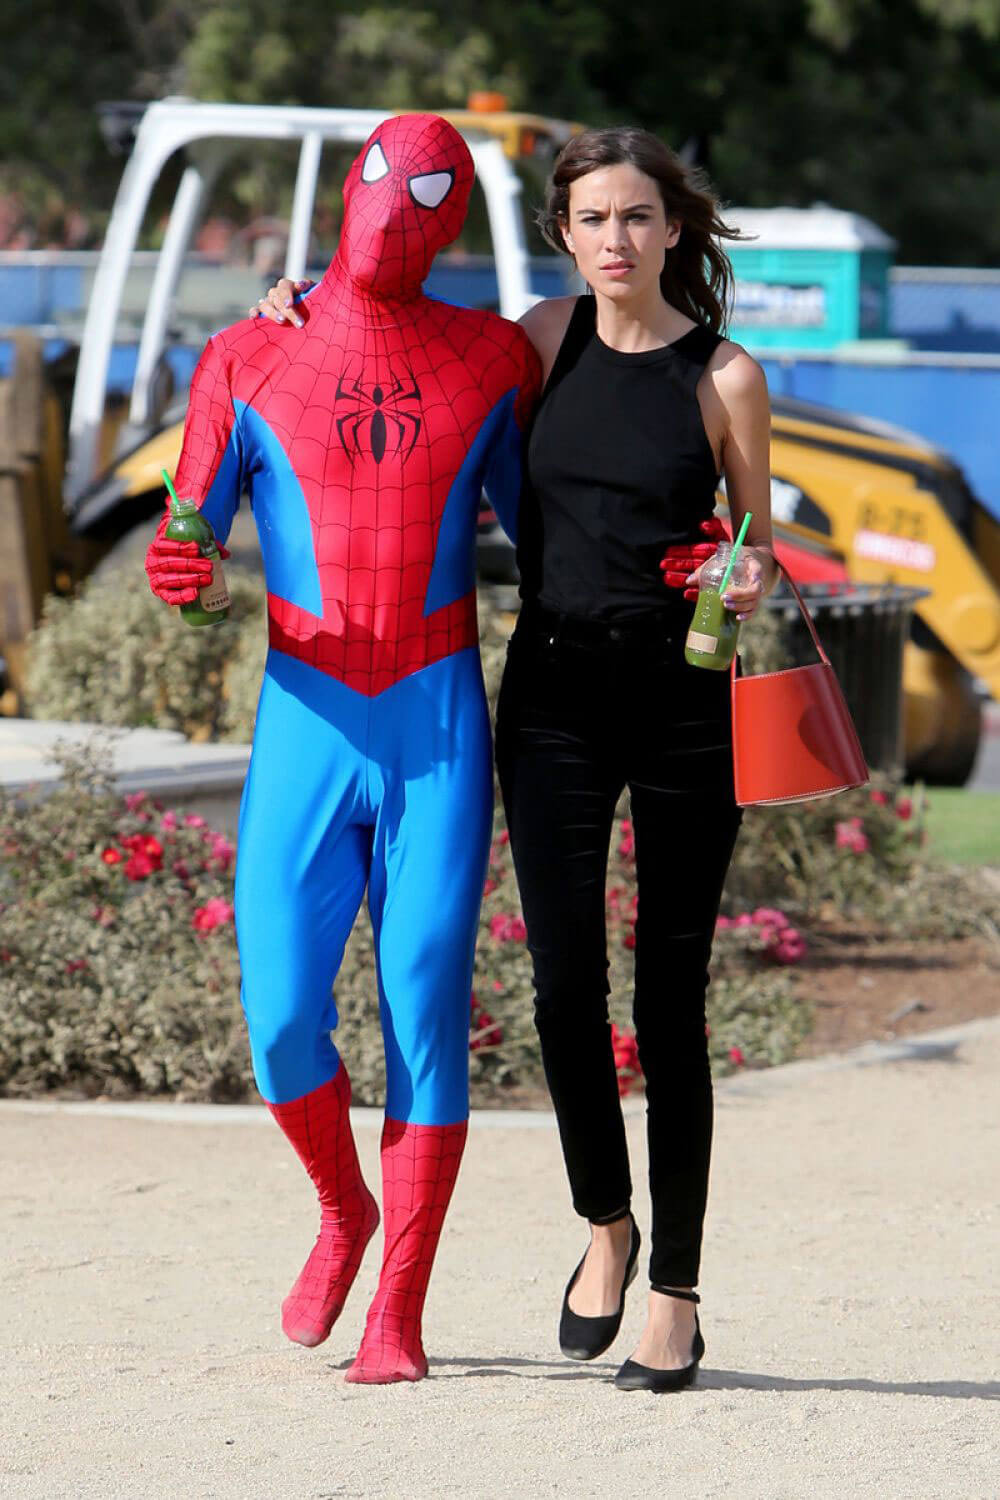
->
[345,1117,468,1383]
[267,1065,379,1348]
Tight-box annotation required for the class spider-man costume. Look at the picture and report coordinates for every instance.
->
[146,115,540,1382]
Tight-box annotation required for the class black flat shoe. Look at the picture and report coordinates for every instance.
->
[614,1287,704,1393]
[559,1214,641,1361]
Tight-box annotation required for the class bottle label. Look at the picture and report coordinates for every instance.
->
[687,630,718,654]
[199,557,231,614]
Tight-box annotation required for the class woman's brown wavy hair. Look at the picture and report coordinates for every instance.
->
[537,126,743,334]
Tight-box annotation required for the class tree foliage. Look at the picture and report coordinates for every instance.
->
[2,0,999,262]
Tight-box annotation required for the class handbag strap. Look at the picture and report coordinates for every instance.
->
[730,555,834,676]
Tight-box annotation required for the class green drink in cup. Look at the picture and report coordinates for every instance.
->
[684,514,754,671]
[161,469,230,626]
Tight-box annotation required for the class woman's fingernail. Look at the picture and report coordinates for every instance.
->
[295,318,303,328]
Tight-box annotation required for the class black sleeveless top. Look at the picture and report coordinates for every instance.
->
[517,295,722,619]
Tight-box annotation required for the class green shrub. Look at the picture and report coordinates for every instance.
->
[25,568,266,742]
[0,742,247,1098]
[727,781,997,939]
[25,571,783,745]
[14,581,991,1106]
[0,740,811,1102]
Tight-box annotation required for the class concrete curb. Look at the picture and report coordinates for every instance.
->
[1,1013,996,1129]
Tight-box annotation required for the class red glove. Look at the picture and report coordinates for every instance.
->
[144,511,230,606]
[659,516,729,600]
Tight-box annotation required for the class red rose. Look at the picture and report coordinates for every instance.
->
[835,818,869,853]
[209,834,235,868]
[469,992,502,1049]
[191,897,235,932]
[124,851,155,881]
[489,913,526,943]
[101,847,122,865]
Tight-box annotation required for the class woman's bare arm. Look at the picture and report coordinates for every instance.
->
[517,295,576,385]
[692,345,776,619]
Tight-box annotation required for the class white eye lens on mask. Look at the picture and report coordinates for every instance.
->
[408,171,454,209]
[361,141,390,183]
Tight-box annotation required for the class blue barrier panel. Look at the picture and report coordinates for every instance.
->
[0,339,201,393]
[761,357,1000,520]
[890,276,1000,352]
[0,261,84,325]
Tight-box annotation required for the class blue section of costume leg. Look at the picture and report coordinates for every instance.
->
[235,645,492,1124]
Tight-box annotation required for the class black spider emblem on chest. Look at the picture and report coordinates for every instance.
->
[334,367,422,465]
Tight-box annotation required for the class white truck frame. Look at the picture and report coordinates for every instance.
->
[66,99,563,505]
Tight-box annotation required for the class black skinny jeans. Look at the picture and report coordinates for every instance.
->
[495,603,743,1288]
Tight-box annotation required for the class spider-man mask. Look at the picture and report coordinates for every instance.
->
[337,114,475,300]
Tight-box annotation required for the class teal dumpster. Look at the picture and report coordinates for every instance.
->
[727,207,896,351]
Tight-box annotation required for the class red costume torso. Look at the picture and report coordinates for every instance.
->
[174,114,538,695]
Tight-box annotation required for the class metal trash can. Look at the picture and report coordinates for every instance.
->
[764,582,928,773]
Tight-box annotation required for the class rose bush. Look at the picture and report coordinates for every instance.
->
[0,739,814,1103]
[25,567,267,742]
[10,582,992,1105]
[0,742,248,1099]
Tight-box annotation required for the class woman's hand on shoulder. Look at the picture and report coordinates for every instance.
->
[249,277,314,327]
[518,295,576,385]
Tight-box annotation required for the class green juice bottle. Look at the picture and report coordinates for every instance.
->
[163,496,231,627]
[684,542,746,670]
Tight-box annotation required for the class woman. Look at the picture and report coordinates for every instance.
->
[256,125,775,1393]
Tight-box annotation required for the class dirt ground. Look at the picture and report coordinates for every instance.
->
[795,930,999,1056]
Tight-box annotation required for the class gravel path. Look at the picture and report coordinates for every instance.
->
[2,1020,998,1499]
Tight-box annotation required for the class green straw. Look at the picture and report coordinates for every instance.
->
[719,511,753,597]
[161,468,180,505]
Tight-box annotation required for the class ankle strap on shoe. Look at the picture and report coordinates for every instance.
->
[651,1284,700,1304]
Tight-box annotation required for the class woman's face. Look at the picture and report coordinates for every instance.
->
[561,163,679,301]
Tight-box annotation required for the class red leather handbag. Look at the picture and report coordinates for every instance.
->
[731,564,869,807]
